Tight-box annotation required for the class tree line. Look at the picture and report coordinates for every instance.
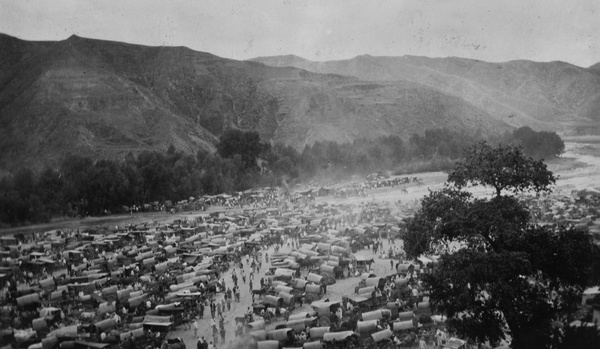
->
[0,126,563,226]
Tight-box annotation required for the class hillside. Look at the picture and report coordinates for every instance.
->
[251,54,600,135]
[0,34,509,172]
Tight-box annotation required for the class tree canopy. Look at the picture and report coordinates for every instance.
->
[447,142,556,197]
[405,142,600,349]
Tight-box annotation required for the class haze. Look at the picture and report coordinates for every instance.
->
[1,0,599,67]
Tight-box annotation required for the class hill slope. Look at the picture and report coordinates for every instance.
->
[1,34,509,172]
[251,54,600,135]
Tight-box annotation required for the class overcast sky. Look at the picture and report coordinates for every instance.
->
[1,0,599,67]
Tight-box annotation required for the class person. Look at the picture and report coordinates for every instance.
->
[419,337,427,349]
[207,342,214,349]
[220,326,226,344]
[199,301,205,318]
[197,336,204,349]
[212,326,219,344]
[193,319,199,337]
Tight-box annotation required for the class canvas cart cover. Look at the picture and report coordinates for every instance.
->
[302,341,323,349]
[49,325,78,337]
[274,268,295,277]
[266,328,294,342]
[279,292,295,305]
[288,311,316,321]
[274,285,293,294]
[365,277,383,288]
[73,341,110,349]
[257,340,279,349]
[17,293,41,307]
[323,331,356,341]
[393,320,415,331]
[94,319,116,332]
[285,317,316,331]
[309,326,330,339]
[249,330,267,340]
[371,329,393,342]
[306,273,323,284]
[305,284,321,295]
[119,328,144,341]
[247,320,266,331]
[293,279,308,290]
[143,315,173,326]
[358,286,375,296]
[356,320,378,334]
[361,309,388,321]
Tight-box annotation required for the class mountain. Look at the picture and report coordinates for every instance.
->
[251,54,600,135]
[0,34,509,172]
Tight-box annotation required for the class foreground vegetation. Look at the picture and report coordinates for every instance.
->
[0,127,564,226]
[405,142,600,348]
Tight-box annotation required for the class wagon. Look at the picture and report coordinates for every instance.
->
[32,318,48,333]
[142,315,173,332]
[395,278,409,287]
[279,292,296,307]
[386,303,399,319]
[247,320,266,331]
[371,328,394,342]
[305,284,321,295]
[292,278,308,291]
[288,311,317,321]
[397,311,415,322]
[250,330,268,341]
[266,328,295,344]
[356,319,379,335]
[322,331,358,343]
[357,286,375,296]
[274,285,293,294]
[119,328,145,341]
[285,317,316,331]
[361,309,391,321]
[257,340,279,349]
[310,300,340,316]
[101,286,117,301]
[416,301,432,315]
[393,320,415,331]
[97,302,115,315]
[262,295,284,308]
[306,273,323,284]
[302,341,323,349]
[319,264,335,277]
[94,318,116,332]
[17,293,41,307]
[365,277,385,289]
[443,337,467,349]
[39,278,56,290]
[308,326,330,340]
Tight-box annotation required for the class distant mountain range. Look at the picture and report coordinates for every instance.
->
[251,54,600,134]
[1,34,598,172]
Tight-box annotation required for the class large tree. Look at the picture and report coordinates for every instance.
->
[405,142,599,349]
[217,129,266,169]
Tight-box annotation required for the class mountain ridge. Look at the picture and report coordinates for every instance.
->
[3,34,588,173]
[250,53,600,135]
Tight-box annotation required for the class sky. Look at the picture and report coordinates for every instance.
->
[1,0,599,67]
